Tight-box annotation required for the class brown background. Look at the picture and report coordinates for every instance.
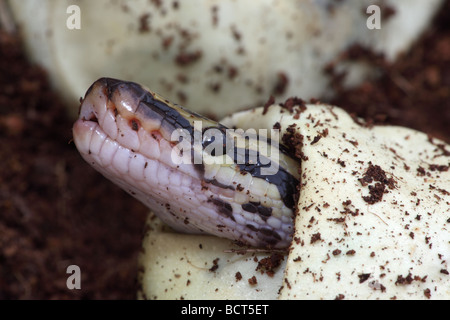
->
[0,1,449,299]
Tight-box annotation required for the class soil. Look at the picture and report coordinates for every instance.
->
[0,26,148,299]
[0,2,449,299]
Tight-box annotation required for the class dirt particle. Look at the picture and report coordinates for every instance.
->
[209,258,220,272]
[262,95,275,115]
[358,273,371,283]
[360,163,396,204]
[175,50,202,66]
[272,72,289,96]
[138,13,151,33]
[255,253,284,277]
[310,135,322,145]
[310,232,322,244]
[248,276,257,286]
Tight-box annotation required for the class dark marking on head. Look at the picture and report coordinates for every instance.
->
[237,157,298,210]
[245,225,283,247]
[208,198,235,221]
[259,228,282,246]
[242,203,257,213]
[259,228,281,240]
[84,77,115,99]
[215,128,299,210]
[204,178,235,191]
[193,162,205,177]
[139,92,193,134]
[200,125,299,210]
[130,118,140,131]
[241,202,273,221]
[257,205,272,220]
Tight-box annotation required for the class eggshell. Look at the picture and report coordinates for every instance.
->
[139,103,449,299]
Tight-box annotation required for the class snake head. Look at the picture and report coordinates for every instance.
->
[73,78,299,248]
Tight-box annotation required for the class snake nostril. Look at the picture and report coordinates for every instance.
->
[88,114,99,123]
[79,99,100,123]
[80,109,98,123]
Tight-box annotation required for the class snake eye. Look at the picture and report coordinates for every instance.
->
[202,127,227,157]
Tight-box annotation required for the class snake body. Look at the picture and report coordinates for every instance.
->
[73,78,299,248]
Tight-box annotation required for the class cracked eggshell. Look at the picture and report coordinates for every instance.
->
[9,0,443,118]
[139,104,450,300]
[138,214,286,300]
